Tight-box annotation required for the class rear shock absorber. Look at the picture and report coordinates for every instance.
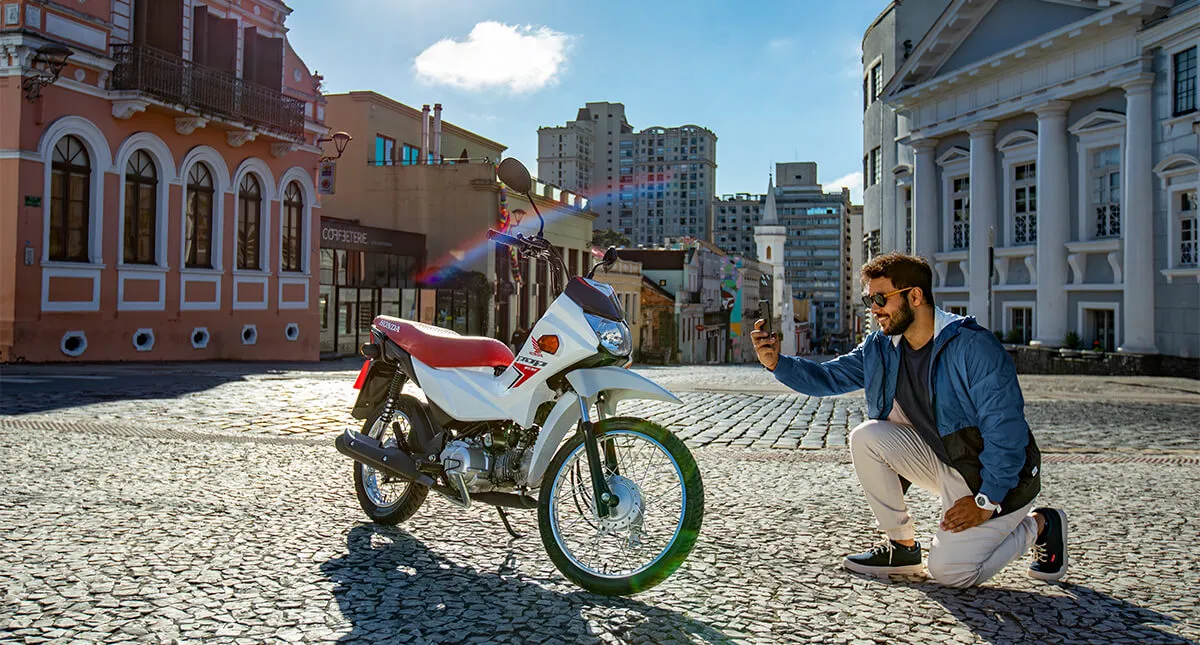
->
[377,370,407,428]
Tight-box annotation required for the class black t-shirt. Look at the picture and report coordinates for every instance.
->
[894,337,952,466]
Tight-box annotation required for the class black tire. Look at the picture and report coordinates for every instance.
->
[537,416,703,596]
[352,395,429,525]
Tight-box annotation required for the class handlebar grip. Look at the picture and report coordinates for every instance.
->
[487,230,521,247]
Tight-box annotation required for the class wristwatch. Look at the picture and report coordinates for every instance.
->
[974,492,1002,514]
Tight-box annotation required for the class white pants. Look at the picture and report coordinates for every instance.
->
[848,417,1039,587]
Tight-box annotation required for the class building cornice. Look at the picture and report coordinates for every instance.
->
[903,55,1148,139]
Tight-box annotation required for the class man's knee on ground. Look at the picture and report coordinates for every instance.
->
[926,548,981,589]
[849,420,892,455]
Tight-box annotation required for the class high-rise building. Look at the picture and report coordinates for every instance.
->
[538,102,717,246]
[724,163,854,351]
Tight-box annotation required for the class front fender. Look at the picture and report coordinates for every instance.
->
[525,367,681,488]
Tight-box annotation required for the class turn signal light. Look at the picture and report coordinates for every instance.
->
[359,343,381,359]
[536,335,559,354]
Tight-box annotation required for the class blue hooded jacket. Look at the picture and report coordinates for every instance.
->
[773,308,1041,515]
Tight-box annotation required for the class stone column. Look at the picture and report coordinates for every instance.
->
[1032,101,1072,347]
[1120,75,1158,354]
[912,139,939,262]
[967,122,998,328]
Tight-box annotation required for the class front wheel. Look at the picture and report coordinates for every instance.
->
[538,417,704,596]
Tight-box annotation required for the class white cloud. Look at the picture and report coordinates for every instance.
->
[825,171,864,204]
[413,22,572,93]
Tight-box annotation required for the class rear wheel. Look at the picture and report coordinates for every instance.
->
[352,396,429,524]
[538,417,703,596]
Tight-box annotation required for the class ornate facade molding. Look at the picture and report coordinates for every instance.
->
[175,117,208,136]
[227,130,258,148]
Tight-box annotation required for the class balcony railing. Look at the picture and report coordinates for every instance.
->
[111,44,305,140]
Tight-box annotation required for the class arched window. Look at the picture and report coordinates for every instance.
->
[50,136,91,262]
[124,150,158,264]
[281,182,304,272]
[766,246,772,261]
[185,163,215,268]
[237,174,262,270]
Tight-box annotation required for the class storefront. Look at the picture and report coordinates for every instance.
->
[319,218,425,356]
[319,218,494,355]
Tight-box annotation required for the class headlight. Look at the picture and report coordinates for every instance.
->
[584,313,631,357]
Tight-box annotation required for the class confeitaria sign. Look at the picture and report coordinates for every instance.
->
[319,218,425,255]
[322,226,369,246]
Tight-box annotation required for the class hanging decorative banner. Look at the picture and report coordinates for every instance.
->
[722,258,743,338]
[496,187,522,284]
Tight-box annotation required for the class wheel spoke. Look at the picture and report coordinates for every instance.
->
[548,427,689,580]
[361,412,415,509]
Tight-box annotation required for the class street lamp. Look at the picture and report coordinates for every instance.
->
[22,44,73,102]
[318,131,352,162]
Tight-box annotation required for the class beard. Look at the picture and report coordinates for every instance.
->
[879,298,916,336]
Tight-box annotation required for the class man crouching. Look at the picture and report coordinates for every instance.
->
[751,252,1067,587]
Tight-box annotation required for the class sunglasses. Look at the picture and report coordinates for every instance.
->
[861,286,915,309]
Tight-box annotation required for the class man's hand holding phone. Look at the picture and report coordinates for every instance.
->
[751,318,781,372]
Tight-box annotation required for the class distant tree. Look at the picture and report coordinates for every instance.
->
[592,228,631,248]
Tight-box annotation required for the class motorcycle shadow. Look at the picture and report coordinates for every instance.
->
[320,523,731,645]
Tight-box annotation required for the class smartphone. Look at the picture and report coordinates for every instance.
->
[758,299,773,336]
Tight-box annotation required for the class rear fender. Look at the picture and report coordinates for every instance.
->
[351,360,397,420]
[525,366,681,487]
[351,337,422,420]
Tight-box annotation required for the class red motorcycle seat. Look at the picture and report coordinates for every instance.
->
[373,316,514,369]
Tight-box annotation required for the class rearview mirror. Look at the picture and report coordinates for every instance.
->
[603,247,619,267]
[588,247,620,279]
[497,158,532,194]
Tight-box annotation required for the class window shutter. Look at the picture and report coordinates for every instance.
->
[242,27,258,83]
[257,34,284,89]
[192,6,208,65]
[208,18,238,74]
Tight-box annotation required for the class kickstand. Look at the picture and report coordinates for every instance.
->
[496,506,522,539]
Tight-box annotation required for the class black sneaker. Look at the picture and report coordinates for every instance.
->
[1028,507,1068,581]
[843,539,923,576]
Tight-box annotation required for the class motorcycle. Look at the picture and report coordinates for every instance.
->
[335,158,704,596]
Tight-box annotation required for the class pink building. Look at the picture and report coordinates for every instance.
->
[0,0,327,362]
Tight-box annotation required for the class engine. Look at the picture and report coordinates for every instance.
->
[440,439,493,491]
[440,424,535,492]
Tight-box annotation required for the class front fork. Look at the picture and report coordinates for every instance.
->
[578,394,618,519]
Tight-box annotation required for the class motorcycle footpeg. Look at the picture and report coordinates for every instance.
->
[335,428,435,487]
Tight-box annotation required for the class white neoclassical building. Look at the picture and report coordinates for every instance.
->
[873,0,1199,359]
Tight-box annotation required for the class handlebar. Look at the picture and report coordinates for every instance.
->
[489,229,568,298]
[486,229,521,247]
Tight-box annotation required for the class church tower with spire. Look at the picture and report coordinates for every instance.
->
[754,176,796,354]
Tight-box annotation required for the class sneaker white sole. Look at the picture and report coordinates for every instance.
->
[1027,507,1068,581]
[842,559,925,577]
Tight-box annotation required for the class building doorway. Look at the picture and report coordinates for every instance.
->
[1085,307,1116,352]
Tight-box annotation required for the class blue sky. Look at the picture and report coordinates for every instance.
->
[287,0,892,203]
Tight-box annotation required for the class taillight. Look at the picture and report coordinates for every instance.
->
[352,360,370,389]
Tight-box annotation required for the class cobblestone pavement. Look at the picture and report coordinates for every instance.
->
[1,421,1197,645]
[1,363,1198,643]
[2,361,1197,453]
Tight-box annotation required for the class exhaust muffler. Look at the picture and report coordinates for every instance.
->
[335,428,436,487]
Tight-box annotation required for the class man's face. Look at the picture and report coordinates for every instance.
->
[865,277,916,335]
